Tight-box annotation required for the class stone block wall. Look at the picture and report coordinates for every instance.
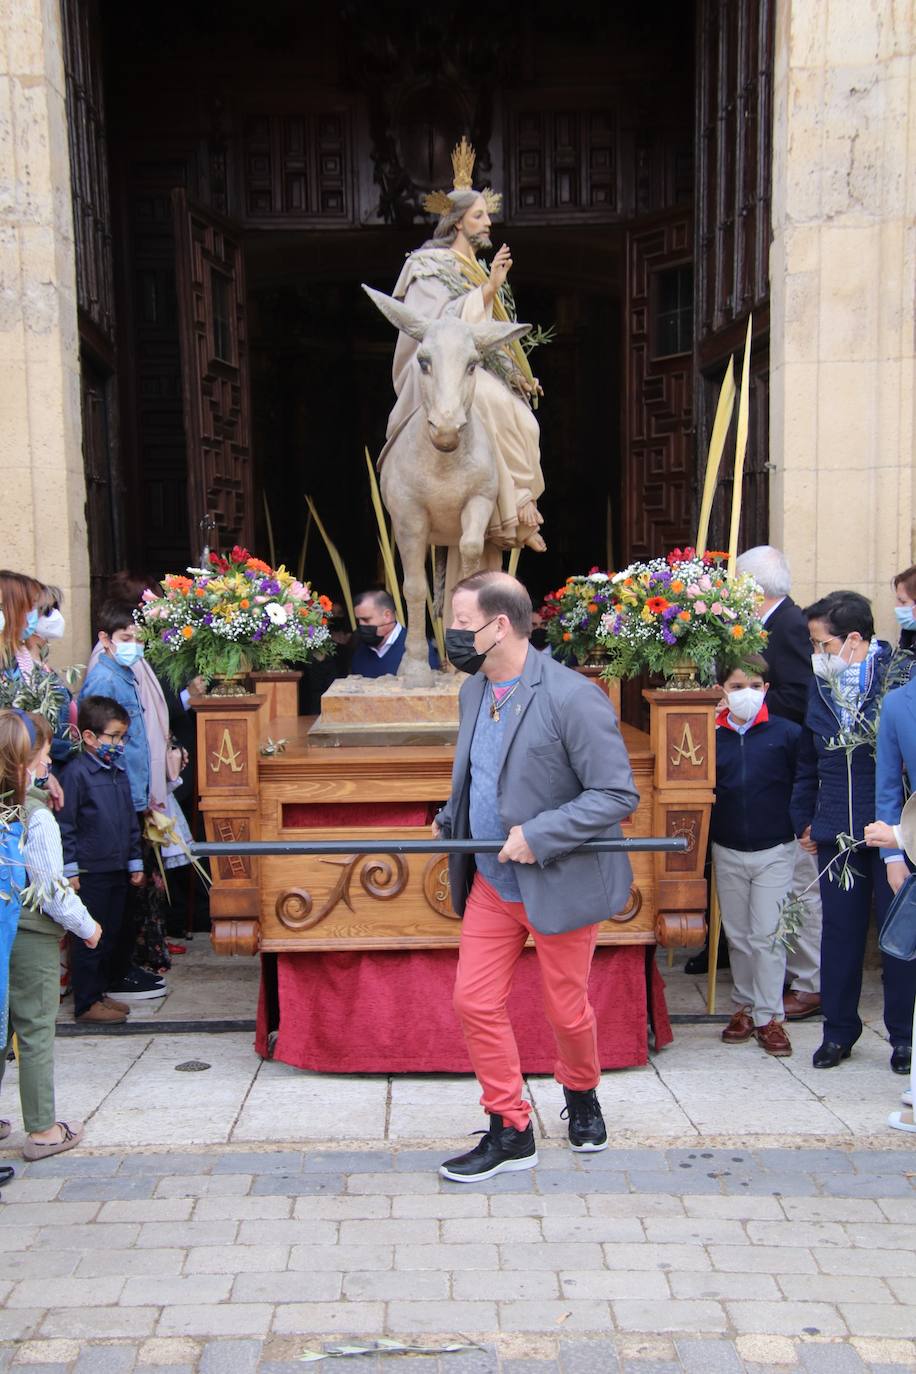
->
[0,0,89,667]
[770,0,916,638]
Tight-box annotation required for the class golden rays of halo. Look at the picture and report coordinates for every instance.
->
[421,136,503,216]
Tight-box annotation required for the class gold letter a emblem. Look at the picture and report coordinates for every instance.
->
[210,728,244,774]
[671,722,703,767]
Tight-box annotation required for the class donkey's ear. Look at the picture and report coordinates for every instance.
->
[468,319,532,354]
[362,285,429,342]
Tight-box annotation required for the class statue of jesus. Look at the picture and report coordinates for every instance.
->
[385,139,547,576]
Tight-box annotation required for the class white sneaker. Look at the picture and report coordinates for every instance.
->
[901,1089,912,1107]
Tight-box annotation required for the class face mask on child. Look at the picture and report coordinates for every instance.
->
[726,687,766,722]
[96,740,126,764]
[113,641,144,668]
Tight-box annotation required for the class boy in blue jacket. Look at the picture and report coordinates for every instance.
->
[712,654,801,1057]
[57,697,145,1025]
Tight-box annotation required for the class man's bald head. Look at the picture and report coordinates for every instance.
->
[452,571,532,638]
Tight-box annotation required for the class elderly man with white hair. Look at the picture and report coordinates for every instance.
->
[734,545,822,1021]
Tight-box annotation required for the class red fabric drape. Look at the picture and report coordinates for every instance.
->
[255,946,672,1073]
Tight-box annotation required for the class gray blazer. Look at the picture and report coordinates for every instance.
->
[436,646,641,934]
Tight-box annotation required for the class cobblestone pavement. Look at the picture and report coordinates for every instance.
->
[3,1144,916,1372]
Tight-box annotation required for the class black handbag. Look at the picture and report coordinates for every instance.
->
[879,873,916,961]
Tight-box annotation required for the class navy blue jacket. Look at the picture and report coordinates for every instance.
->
[791,641,896,845]
[56,750,143,878]
[711,713,801,852]
[350,628,439,679]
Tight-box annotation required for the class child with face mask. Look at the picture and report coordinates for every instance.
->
[56,697,144,1024]
[0,709,102,1160]
[711,654,802,1057]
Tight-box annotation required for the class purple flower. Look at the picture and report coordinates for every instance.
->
[252,629,264,642]
[244,569,257,580]
[260,578,281,596]
[662,605,679,620]
[661,627,677,645]
[203,613,214,625]
[162,628,175,641]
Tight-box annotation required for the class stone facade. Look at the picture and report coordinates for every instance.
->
[770,0,916,637]
[1,0,914,656]
[0,0,89,666]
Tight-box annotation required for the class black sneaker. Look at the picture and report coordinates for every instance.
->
[108,968,168,1001]
[561,1086,608,1152]
[439,1114,538,1183]
[130,963,166,988]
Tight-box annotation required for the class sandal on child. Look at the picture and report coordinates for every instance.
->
[22,1121,83,1161]
[888,1108,916,1135]
[0,1119,11,1141]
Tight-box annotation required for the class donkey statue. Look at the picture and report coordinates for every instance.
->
[363,284,530,687]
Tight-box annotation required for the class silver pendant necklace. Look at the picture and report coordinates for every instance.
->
[489,680,521,722]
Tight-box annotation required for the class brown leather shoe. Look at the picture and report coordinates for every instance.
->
[102,995,131,1014]
[782,990,822,1021]
[755,1018,793,1056]
[76,1001,127,1025]
[722,1008,754,1043]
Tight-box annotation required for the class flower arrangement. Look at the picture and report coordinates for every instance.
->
[138,545,334,693]
[594,548,768,684]
[539,569,616,663]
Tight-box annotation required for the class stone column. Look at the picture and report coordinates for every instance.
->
[769,0,915,637]
[0,0,88,663]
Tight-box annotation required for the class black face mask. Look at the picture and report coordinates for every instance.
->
[356,623,385,648]
[445,618,499,675]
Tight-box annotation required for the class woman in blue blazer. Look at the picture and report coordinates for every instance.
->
[791,591,915,1072]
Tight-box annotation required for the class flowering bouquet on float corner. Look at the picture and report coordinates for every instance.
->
[594,548,768,684]
[539,569,616,663]
[138,545,334,692]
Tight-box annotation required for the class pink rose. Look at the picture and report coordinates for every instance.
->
[686,583,701,597]
[694,601,707,614]
[699,575,712,591]
[710,602,723,615]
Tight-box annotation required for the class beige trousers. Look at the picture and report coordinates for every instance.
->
[713,841,796,1026]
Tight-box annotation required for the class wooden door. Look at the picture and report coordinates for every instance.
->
[621,210,695,565]
[172,190,254,557]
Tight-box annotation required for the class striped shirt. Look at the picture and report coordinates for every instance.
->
[24,806,96,940]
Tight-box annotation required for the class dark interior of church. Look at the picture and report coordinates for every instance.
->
[70,0,772,620]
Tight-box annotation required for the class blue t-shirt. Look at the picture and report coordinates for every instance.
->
[468,679,522,902]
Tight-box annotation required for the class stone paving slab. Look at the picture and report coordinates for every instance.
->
[1,1145,916,1369]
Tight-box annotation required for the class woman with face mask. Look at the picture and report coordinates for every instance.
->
[791,590,916,1073]
[892,565,916,655]
[0,572,72,803]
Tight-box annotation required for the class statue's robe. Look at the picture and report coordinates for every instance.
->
[386,248,545,581]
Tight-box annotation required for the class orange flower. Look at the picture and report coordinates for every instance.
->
[194,587,207,597]
[587,602,599,613]
[318,595,332,611]
[181,625,194,639]
[245,557,272,574]
[165,575,192,592]
[731,625,745,639]
[646,596,670,614]
[678,610,691,622]
[240,598,250,610]
[670,579,685,593]
[562,632,572,642]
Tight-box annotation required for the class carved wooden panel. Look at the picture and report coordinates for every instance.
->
[694,0,774,551]
[61,0,116,347]
[696,0,774,340]
[172,190,254,550]
[240,110,353,226]
[508,105,617,222]
[622,211,695,563]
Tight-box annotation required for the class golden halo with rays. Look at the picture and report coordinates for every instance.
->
[422,136,503,217]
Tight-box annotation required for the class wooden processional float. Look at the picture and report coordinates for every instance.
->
[192,670,717,958]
